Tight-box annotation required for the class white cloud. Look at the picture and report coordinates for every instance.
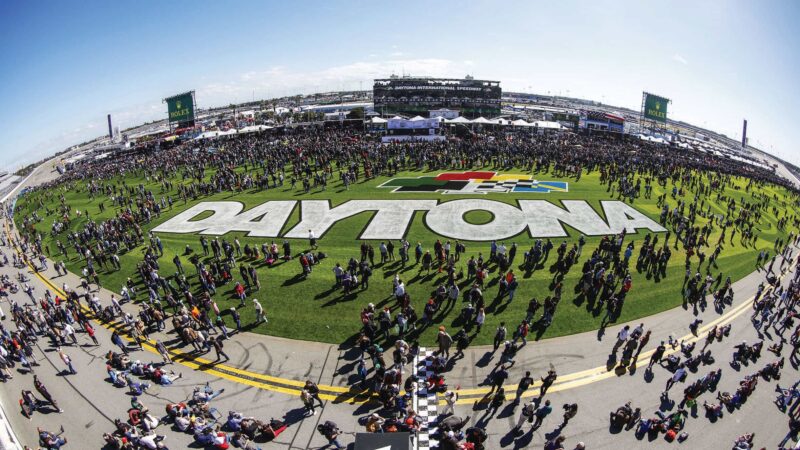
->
[672,53,688,65]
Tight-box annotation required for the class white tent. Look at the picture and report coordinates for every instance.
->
[445,116,472,124]
[471,117,492,124]
[511,119,532,126]
[409,115,427,121]
[370,117,388,124]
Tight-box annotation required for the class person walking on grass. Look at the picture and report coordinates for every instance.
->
[230,307,242,332]
[253,299,266,325]
[437,326,453,358]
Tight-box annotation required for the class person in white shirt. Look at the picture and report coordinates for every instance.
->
[442,389,458,415]
[394,281,405,301]
[475,308,486,333]
[308,230,317,249]
[253,299,266,324]
[613,325,630,353]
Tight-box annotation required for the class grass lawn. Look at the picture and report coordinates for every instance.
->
[14,165,795,346]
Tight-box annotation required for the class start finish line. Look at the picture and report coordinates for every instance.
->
[152,199,666,242]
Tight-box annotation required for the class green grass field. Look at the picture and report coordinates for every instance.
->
[14,165,795,346]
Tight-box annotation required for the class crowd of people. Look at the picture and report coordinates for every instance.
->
[4,124,800,449]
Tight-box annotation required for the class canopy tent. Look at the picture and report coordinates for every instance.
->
[445,116,472,124]
[370,117,388,124]
[470,117,492,124]
[511,119,533,126]
[409,115,427,121]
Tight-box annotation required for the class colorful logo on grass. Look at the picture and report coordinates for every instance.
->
[378,171,568,194]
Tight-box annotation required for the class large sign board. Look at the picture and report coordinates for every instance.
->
[166,91,195,124]
[643,92,669,123]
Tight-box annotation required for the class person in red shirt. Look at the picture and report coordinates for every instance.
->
[84,322,99,346]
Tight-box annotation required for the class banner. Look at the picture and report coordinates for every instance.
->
[643,93,668,123]
[166,92,195,123]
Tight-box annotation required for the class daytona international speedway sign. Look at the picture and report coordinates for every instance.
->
[153,199,665,242]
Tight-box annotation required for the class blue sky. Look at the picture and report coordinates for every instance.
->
[1,0,798,170]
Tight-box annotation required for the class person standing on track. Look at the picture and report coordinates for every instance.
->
[155,339,172,364]
[514,371,534,404]
[83,321,99,346]
[57,347,76,375]
[111,330,129,355]
[33,375,62,413]
[304,380,325,408]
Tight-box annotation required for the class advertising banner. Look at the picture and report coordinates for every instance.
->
[166,92,195,123]
[643,93,669,123]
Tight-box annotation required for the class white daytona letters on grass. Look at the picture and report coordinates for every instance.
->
[425,199,527,241]
[283,200,437,240]
[153,200,666,241]
[153,201,296,237]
